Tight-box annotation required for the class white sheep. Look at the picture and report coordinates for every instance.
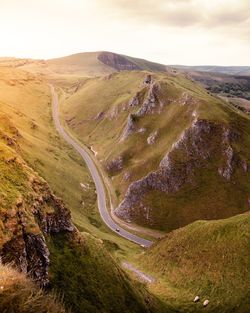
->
[203,299,209,307]
[193,296,200,303]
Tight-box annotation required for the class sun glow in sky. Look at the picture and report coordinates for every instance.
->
[0,0,249,65]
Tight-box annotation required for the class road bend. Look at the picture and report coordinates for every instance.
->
[51,85,152,247]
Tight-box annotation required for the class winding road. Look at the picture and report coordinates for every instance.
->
[51,85,152,247]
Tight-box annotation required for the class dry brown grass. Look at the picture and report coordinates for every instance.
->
[0,263,69,313]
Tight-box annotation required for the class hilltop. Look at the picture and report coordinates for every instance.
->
[0,51,168,77]
[60,70,250,232]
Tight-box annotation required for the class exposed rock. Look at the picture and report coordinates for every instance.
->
[109,106,119,120]
[179,92,198,106]
[1,214,50,287]
[0,158,74,287]
[138,127,146,133]
[143,75,152,85]
[120,78,163,141]
[218,128,237,180]
[136,83,161,116]
[123,171,131,181]
[120,114,138,141]
[147,130,158,145]
[239,159,250,172]
[1,236,28,274]
[128,93,140,107]
[94,111,105,121]
[115,119,249,223]
[106,155,123,174]
[24,233,50,287]
[35,199,74,234]
[98,52,141,71]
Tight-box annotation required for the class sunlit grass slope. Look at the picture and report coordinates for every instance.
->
[0,66,142,255]
[0,65,162,313]
[139,212,250,313]
[0,263,68,313]
[61,70,250,231]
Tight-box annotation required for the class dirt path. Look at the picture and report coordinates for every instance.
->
[122,261,156,284]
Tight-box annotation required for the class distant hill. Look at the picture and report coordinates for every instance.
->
[47,51,168,76]
[185,70,250,101]
[2,51,167,77]
[173,65,250,76]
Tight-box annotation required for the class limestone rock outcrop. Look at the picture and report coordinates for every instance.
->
[115,119,249,224]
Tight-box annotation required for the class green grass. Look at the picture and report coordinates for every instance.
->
[1,57,250,313]
[0,65,161,313]
[0,66,143,258]
[47,232,160,313]
[60,71,198,200]
[138,212,250,313]
[59,70,250,232]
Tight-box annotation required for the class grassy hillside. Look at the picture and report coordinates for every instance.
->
[185,71,250,101]
[0,129,154,313]
[48,51,167,76]
[173,65,250,76]
[3,51,168,78]
[0,65,143,256]
[48,232,161,313]
[139,212,250,313]
[0,67,94,230]
[60,70,250,231]
[47,52,113,76]
[0,65,162,313]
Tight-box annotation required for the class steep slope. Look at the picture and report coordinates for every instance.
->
[139,212,250,313]
[61,70,250,232]
[0,66,99,237]
[0,112,75,287]
[0,263,68,313]
[0,127,155,312]
[0,67,160,313]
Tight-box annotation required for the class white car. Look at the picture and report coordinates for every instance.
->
[115,228,120,232]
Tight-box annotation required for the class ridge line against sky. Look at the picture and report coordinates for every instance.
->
[0,0,249,65]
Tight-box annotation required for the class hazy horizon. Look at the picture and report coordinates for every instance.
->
[1,51,250,67]
[0,0,250,66]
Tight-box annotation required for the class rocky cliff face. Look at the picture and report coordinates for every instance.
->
[0,146,74,287]
[120,76,165,142]
[115,118,250,227]
[98,52,141,71]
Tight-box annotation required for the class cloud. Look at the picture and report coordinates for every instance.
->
[98,0,250,28]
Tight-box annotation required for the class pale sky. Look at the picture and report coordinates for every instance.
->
[0,0,249,65]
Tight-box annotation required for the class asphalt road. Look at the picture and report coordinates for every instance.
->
[51,85,152,247]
